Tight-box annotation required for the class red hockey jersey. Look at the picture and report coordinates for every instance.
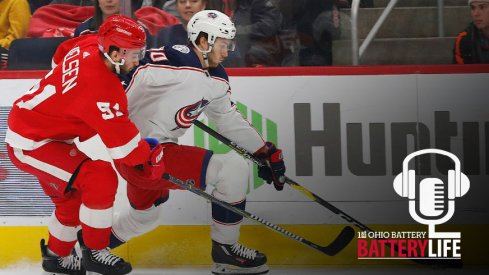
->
[51,34,98,67]
[5,38,151,166]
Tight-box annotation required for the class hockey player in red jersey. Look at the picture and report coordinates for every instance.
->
[110,10,287,275]
[5,15,166,275]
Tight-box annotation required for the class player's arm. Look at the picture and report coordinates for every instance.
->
[72,80,166,181]
[204,92,286,191]
[204,92,263,153]
[90,103,166,182]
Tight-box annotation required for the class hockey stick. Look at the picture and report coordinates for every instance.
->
[162,173,354,256]
[192,120,463,267]
[193,120,371,231]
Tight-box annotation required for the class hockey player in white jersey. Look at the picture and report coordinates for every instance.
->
[111,10,286,275]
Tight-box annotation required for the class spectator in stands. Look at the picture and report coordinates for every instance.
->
[453,0,489,64]
[278,0,341,66]
[73,0,177,48]
[0,0,31,50]
[208,0,282,67]
[50,0,93,6]
[151,0,179,17]
[156,0,207,46]
[74,0,143,36]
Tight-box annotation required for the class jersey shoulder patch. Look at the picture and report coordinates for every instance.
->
[164,44,202,68]
[171,45,191,54]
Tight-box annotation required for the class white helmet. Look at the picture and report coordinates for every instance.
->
[187,10,236,53]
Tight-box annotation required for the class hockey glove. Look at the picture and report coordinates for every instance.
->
[135,140,166,180]
[254,142,286,191]
[115,140,167,190]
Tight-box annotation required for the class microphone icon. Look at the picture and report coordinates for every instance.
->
[393,149,470,239]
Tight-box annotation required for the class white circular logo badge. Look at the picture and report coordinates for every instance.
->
[172,45,190,54]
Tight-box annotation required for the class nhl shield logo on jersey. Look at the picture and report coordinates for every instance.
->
[172,45,190,54]
[172,98,210,130]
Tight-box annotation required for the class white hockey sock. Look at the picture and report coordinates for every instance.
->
[111,205,161,242]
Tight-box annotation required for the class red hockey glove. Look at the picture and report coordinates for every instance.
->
[116,141,166,190]
[254,142,286,191]
[135,142,165,181]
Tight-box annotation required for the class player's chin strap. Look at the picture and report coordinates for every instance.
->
[192,40,213,69]
[202,52,210,69]
[103,52,125,74]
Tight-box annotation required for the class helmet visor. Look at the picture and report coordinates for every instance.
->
[214,38,236,52]
[120,46,146,62]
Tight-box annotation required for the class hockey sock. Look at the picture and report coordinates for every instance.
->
[109,231,126,249]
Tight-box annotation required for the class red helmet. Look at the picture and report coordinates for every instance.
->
[97,14,146,53]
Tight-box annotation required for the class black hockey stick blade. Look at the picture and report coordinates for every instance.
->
[320,225,355,256]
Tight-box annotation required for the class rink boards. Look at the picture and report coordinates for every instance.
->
[0,66,488,267]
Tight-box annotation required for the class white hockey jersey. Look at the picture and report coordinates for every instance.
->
[121,45,265,153]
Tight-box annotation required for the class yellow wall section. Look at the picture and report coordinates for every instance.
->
[1,224,487,268]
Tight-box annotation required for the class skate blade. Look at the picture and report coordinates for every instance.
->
[212,263,269,275]
[86,272,103,275]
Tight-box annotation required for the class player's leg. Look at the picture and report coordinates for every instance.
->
[72,159,132,275]
[112,144,267,273]
[8,143,131,275]
[110,143,208,247]
[206,152,268,275]
[7,143,86,275]
[40,192,85,275]
[110,186,169,248]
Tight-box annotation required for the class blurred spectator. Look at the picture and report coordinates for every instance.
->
[0,45,7,70]
[208,0,283,67]
[153,0,179,17]
[278,0,341,66]
[74,0,143,36]
[144,0,193,18]
[49,0,93,5]
[156,0,207,46]
[73,0,174,47]
[453,0,489,64]
[134,6,179,42]
[0,0,31,49]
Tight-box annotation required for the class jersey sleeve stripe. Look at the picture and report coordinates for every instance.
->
[106,133,142,160]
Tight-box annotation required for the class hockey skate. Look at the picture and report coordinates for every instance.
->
[77,231,132,275]
[41,239,85,275]
[211,240,269,275]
